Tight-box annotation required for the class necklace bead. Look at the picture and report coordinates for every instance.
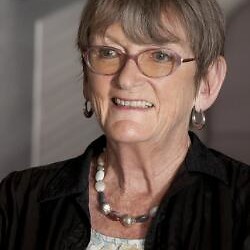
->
[121,215,135,227]
[95,181,105,192]
[149,206,158,217]
[101,203,112,215]
[95,170,105,181]
[97,156,105,166]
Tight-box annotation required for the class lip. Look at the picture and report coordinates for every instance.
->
[111,97,155,109]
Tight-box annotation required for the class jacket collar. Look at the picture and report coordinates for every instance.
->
[185,132,229,185]
[39,132,228,203]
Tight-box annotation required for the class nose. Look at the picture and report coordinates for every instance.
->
[114,57,145,90]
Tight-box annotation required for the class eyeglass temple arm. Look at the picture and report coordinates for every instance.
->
[182,58,195,63]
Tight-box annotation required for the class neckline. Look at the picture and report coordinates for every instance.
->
[91,228,145,245]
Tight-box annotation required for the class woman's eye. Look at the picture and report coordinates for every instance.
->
[152,51,171,62]
[99,48,118,59]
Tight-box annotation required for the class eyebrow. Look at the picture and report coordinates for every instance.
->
[100,33,185,48]
[90,25,192,57]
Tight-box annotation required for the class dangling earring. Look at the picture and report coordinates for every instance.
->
[83,100,93,118]
[191,107,206,130]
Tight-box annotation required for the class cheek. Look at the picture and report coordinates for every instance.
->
[86,74,112,120]
[157,74,196,121]
[87,72,112,95]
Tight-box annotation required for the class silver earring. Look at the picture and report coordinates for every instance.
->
[191,107,206,130]
[83,100,93,118]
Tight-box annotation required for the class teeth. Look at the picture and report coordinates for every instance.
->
[113,98,154,108]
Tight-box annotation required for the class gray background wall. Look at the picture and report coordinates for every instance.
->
[0,0,249,180]
[209,0,250,163]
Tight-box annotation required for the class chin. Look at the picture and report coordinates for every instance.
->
[104,121,154,144]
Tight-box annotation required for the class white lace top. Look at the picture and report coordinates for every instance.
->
[86,229,145,250]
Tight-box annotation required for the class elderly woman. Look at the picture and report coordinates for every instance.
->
[1,0,250,249]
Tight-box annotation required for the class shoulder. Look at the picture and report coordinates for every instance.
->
[208,148,250,210]
[189,132,250,216]
[209,148,250,183]
[0,157,74,205]
[0,135,106,208]
[188,132,250,198]
[189,132,250,184]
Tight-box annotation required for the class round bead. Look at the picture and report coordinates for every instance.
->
[121,215,135,227]
[101,203,111,215]
[149,206,158,217]
[97,156,105,166]
[95,170,105,182]
[95,181,105,192]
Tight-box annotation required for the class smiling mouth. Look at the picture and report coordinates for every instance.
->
[112,98,154,109]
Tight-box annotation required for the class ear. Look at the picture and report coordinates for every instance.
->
[194,56,227,112]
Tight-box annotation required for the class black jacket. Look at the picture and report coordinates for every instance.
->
[0,133,250,250]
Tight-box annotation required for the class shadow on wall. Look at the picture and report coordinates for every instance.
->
[208,1,250,164]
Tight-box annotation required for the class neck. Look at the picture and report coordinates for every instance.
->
[104,131,190,198]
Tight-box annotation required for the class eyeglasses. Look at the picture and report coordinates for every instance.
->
[82,46,195,78]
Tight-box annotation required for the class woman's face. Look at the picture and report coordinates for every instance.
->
[84,23,197,144]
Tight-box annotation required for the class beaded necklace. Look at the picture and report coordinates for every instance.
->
[94,153,158,227]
